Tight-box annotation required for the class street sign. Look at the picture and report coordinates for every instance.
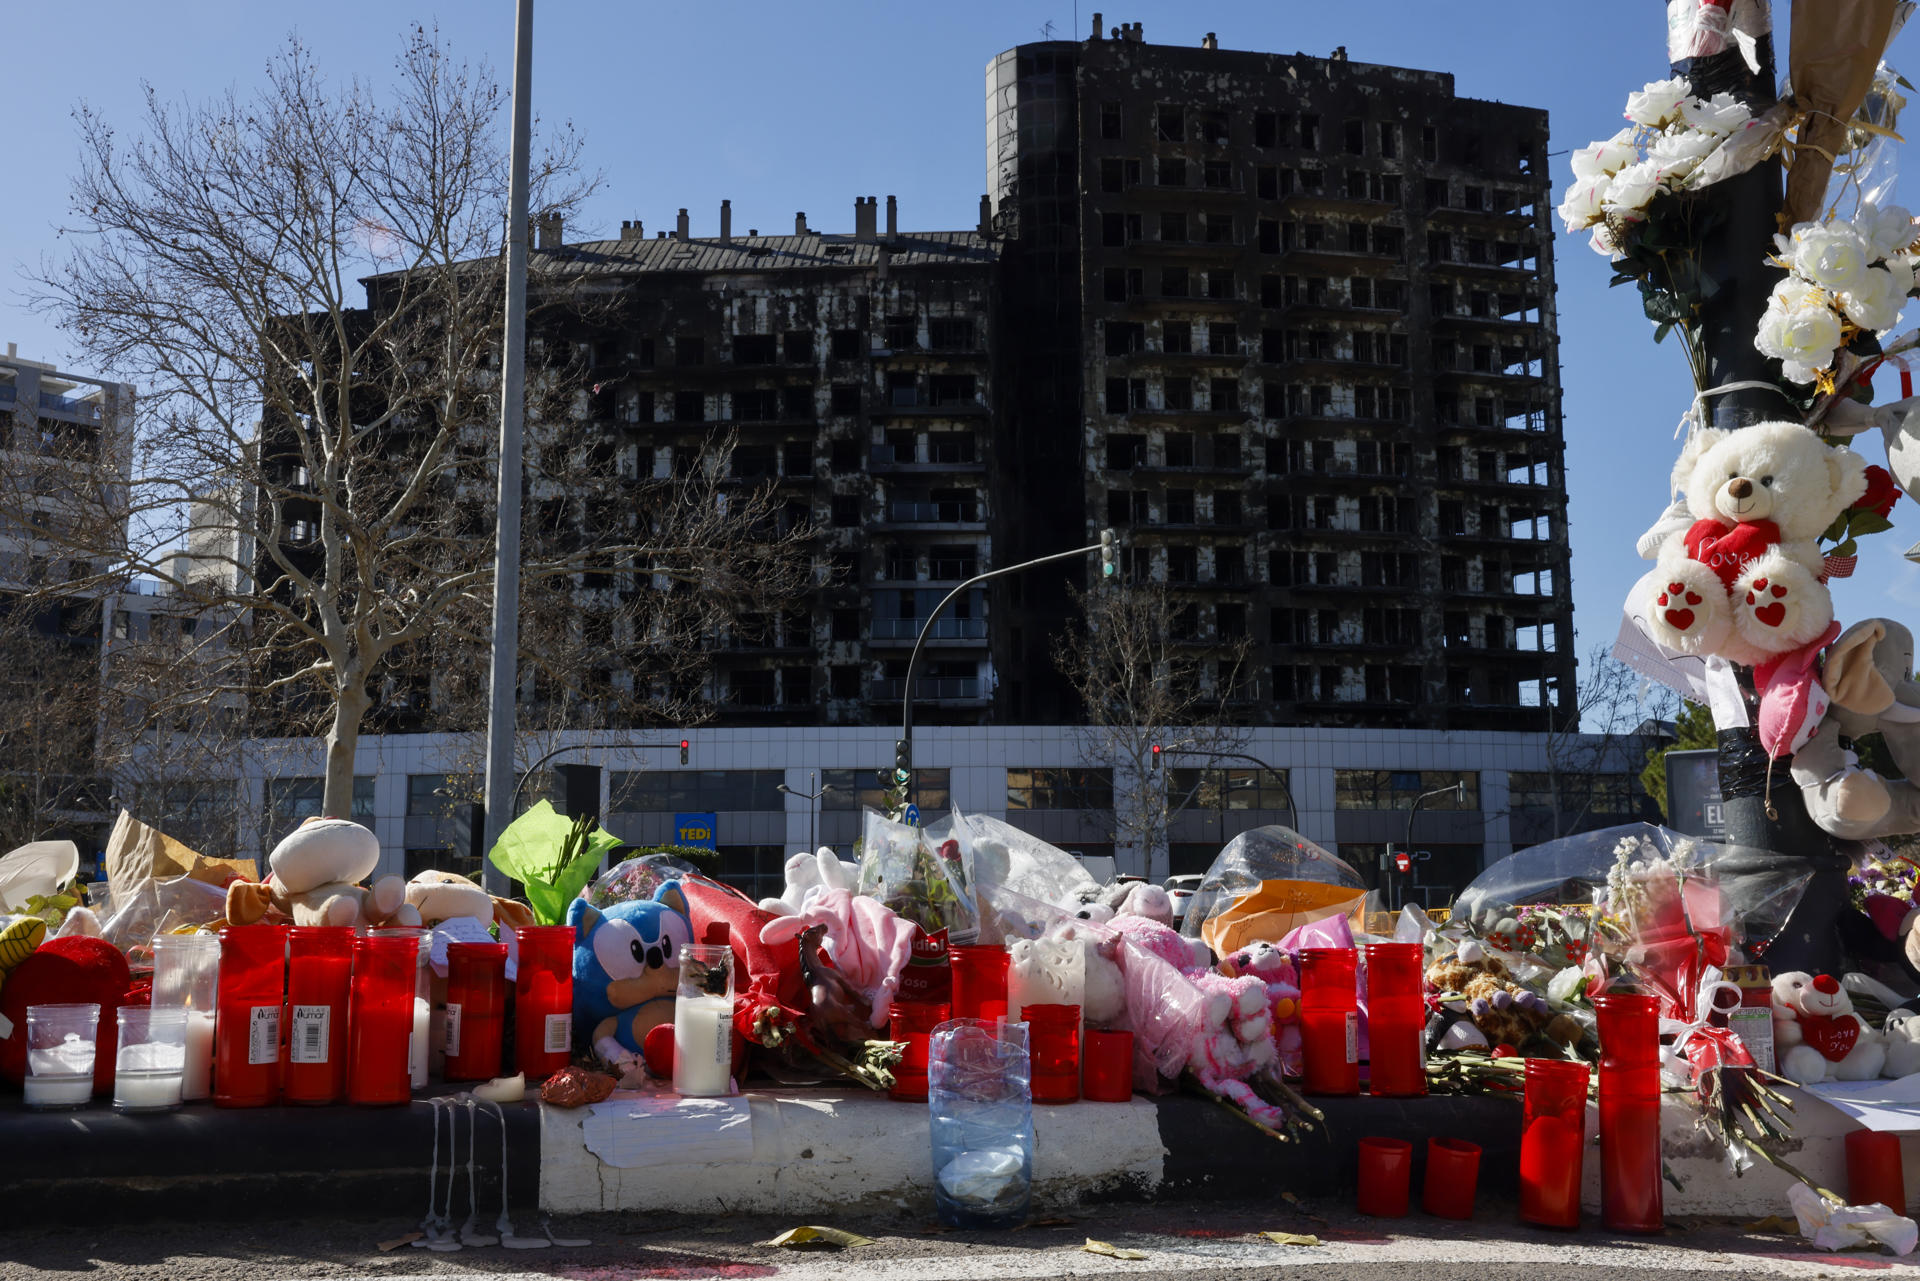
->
[903,804,921,827]
[1394,852,1411,874]
[1666,749,1725,840]
[674,812,718,850]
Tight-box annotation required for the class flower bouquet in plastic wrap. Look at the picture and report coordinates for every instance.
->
[1179,826,1370,962]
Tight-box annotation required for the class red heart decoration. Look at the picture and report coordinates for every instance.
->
[1801,1012,1861,1062]
[1685,592,1701,605]
[1657,593,1670,606]
[1668,582,1685,593]
[1771,584,1787,598]
[1754,578,1769,590]
[1754,602,1786,627]
[1665,608,1696,630]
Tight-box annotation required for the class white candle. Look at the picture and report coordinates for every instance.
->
[672,994,734,1097]
[179,1010,215,1101]
[23,1074,93,1108]
[409,996,431,1088]
[114,1070,184,1111]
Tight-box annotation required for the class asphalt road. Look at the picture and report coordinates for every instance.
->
[0,1198,1910,1281]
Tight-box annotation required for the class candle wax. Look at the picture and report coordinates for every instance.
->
[673,994,734,1097]
[114,1070,184,1111]
[409,996,430,1088]
[180,1009,216,1100]
[24,1074,93,1107]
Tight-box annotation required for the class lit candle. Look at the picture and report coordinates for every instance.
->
[180,1009,216,1100]
[672,994,734,1097]
[409,996,431,1088]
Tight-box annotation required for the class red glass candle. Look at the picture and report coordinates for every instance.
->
[1594,993,1663,1233]
[444,942,510,1083]
[1421,1137,1481,1219]
[887,1001,950,1102]
[1082,1029,1134,1102]
[282,926,353,1104]
[1300,948,1359,1095]
[950,945,1009,1022]
[1356,1136,1412,1217]
[213,924,286,1107]
[1520,1058,1590,1228]
[1026,1002,1081,1104]
[1365,942,1426,1098]
[347,933,419,1105]
[514,924,575,1080]
[1846,1130,1907,1214]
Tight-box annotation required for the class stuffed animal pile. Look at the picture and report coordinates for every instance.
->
[1425,941,1582,1053]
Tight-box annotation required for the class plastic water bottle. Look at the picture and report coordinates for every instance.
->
[928,1017,1033,1229]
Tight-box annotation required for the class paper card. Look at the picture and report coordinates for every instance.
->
[1803,1076,1920,1132]
[1704,657,1751,729]
[1612,602,1711,703]
[429,916,497,978]
[580,1093,755,1168]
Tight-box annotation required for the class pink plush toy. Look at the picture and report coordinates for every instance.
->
[1222,941,1303,1077]
[758,888,918,1027]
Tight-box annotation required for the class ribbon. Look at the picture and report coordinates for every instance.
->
[1674,379,1794,439]
[1659,969,1754,1088]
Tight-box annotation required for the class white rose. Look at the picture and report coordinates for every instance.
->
[1840,265,1907,332]
[1679,91,1751,136]
[1602,159,1663,216]
[1649,129,1718,170]
[1590,222,1623,258]
[1780,356,1825,386]
[1790,221,1873,293]
[1571,136,1640,178]
[1558,174,1611,231]
[1625,76,1692,127]
[1754,297,1842,378]
[1859,202,1919,261]
[1768,276,1821,315]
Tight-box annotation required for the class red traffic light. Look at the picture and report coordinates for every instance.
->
[679,739,690,765]
[1394,852,1411,874]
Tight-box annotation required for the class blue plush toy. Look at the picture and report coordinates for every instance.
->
[568,881,693,1064]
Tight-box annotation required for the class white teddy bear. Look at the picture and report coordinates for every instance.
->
[1884,1008,1920,1080]
[758,847,860,917]
[1635,421,1869,665]
[1772,971,1887,1083]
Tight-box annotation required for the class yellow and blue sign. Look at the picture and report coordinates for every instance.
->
[674,812,718,850]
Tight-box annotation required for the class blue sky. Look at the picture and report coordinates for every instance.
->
[5,2,1916,698]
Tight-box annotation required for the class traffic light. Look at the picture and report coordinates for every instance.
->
[1100,527,1118,579]
[680,738,690,766]
[894,737,912,785]
[1150,743,1163,773]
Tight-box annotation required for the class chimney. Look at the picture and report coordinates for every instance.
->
[675,207,690,241]
[796,211,809,234]
[1202,32,1217,50]
[1110,26,1121,38]
[720,199,732,245]
[978,193,992,234]
[1090,11,1103,39]
[619,219,645,241]
[534,212,563,249]
[885,195,898,240]
[1131,22,1145,42]
[854,196,877,243]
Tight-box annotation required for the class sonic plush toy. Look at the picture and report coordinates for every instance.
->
[568,881,693,1066]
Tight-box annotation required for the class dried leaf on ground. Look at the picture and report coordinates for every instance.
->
[766,1226,876,1249]
[1082,1238,1149,1260]
[375,1233,423,1252]
[1261,1231,1323,1247]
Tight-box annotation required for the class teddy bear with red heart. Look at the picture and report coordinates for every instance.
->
[1771,971,1886,1084]
[1636,421,1869,666]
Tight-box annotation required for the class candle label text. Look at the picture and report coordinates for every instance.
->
[445,1003,463,1056]
[248,1004,281,1065]
[544,1011,572,1054]
[290,1005,331,1063]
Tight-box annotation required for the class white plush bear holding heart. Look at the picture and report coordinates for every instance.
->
[1772,971,1886,1083]
[1636,421,1868,665]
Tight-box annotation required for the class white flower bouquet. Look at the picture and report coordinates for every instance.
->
[1756,203,1920,386]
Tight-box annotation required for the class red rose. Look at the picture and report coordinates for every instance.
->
[1860,465,1901,519]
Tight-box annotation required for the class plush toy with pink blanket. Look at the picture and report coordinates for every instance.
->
[1221,941,1302,1077]
[758,888,917,1028]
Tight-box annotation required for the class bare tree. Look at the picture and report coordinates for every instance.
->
[0,594,109,852]
[1054,578,1253,872]
[1517,642,1677,840]
[22,31,809,818]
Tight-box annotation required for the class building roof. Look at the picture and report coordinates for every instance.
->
[539,230,999,277]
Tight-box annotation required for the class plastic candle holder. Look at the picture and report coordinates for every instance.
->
[114,1007,188,1112]
[1421,1137,1481,1220]
[514,925,576,1081]
[151,933,220,1102]
[283,926,354,1105]
[213,924,287,1108]
[1300,948,1360,1096]
[1364,942,1426,1098]
[949,945,1009,1022]
[1081,1028,1135,1102]
[369,927,431,1088]
[1520,1058,1590,1229]
[347,933,419,1105]
[1356,1136,1412,1217]
[1594,993,1663,1233]
[24,1003,100,1110]
[1025,1003,1082,1104]
[674,943,736,1097]
[1846,1130,1907,1215]
[888,1001,951,1102]
[444,942,510,1083]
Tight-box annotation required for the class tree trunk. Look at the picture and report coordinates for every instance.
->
[322,678,371,821]
[1674,22,1850,975]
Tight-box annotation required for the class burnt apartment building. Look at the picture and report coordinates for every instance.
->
[992,20,1575,730]
[541,201,1003,726]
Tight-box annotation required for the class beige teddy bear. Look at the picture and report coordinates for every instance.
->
[404,869,536,934]
[226,818,420,929]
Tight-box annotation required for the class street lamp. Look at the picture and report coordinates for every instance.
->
[777,774,844,856]
[1159,748,1299,833]
[1388,781,1467,911]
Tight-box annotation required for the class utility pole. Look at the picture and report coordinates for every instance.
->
[1669,17,1846,973]
[482,0,534,893]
